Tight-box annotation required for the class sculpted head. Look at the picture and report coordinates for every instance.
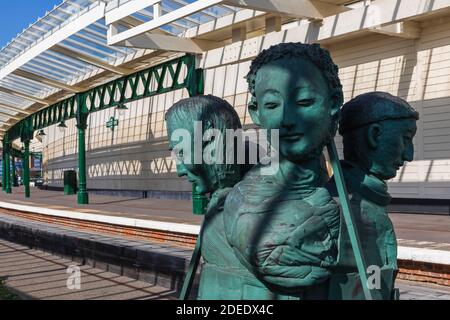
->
[340,92,419,180]
[246,42,343,164]
[165,95,242,194]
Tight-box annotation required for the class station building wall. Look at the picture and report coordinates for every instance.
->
[42,15,450,201]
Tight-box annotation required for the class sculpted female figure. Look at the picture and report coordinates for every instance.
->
[222,42,344,299]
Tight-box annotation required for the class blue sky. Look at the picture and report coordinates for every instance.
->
[0,0,62,49]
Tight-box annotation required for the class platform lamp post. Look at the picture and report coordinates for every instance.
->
[21,118,34,199]
[76,93,89,205]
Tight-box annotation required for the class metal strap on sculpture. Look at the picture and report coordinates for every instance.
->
[326,141,374,300]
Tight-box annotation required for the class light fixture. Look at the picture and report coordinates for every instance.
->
[57,121,67,133]
[38,129,46,136]
[116,104,128,116]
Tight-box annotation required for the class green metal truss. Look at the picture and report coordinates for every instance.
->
[2,54,203,203]
[5,54,202,142]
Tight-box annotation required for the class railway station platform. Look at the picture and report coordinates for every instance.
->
[0,187,449,295]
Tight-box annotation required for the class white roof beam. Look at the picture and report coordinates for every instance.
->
[70,33,129,55]
[51,45,132,75]
[82,27,108,40]
[14,38,33,48]
[172,0,220,19]
[33,55,85,75]
[60,39,120,60]
[30,24,52,35]
[0,103,32,115]
[368,21,421,39]
[24,61,73,79]
[0,1,106,81]
[1,78,49,95]
[222,0,348,19]
[146,6,205,30]
[106,0,162,25]
[0,86,53,105]
[108,0,225,45]
[201,0,450,69]
[43,50,94,70]
[12,69,86,93]
[0,111,21,121]
[122,11,188,34]
[117,32,220,53]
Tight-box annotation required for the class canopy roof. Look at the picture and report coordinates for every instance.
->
[1,0,403,139]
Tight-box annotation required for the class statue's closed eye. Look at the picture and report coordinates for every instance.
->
[297,99,315,107]
[264,102,279,109]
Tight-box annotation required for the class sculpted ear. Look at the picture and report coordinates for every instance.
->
[367,123,382,149]
[330,91,342,119]
[248,101,261,126]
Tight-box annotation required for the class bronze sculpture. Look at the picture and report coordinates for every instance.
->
[329,92,419,299]
[165,95,252,299]
[221,43,343,299]
[164,43,419,300]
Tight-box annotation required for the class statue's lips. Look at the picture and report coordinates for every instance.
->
[280,133,303,141]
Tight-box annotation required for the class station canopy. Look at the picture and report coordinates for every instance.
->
[0,0,354,139]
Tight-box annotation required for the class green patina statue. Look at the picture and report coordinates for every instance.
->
[219,42,344,299]
[165,43,419,300]
[165,95,243,195]
[165,95,252,299]
[328,92,419,299]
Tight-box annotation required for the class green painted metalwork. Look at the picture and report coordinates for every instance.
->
[192,184,208,215]
[326,141,373,300]
[11,156,18,187]
[76,93,89,205]
[1,146,5,191]
[2,54,198,202]
[4,55,197,142]
[11,148,23,159]
[23,140,30,198]
[179,229,202,300]
[4,141,11,194]
[106,117,119,131]
[19,117,34,198]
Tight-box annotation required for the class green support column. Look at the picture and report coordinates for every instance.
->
[11,156,18,187]
[23,140,30,198]
[2,147,5,192]
[76,93,89,205]
[5,143,11,194]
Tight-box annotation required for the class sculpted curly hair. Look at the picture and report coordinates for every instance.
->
[246,42,344,111]
[245,43,344,157]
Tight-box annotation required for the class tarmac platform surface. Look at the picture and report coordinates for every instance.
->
[0,238,176,300]
[0,187,449,299]
[1,237,449,300]
[0,188,202,225]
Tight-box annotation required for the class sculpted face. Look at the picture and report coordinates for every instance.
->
[368,118,417,180]
[166,120,215,194]
[252,57,338,163]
